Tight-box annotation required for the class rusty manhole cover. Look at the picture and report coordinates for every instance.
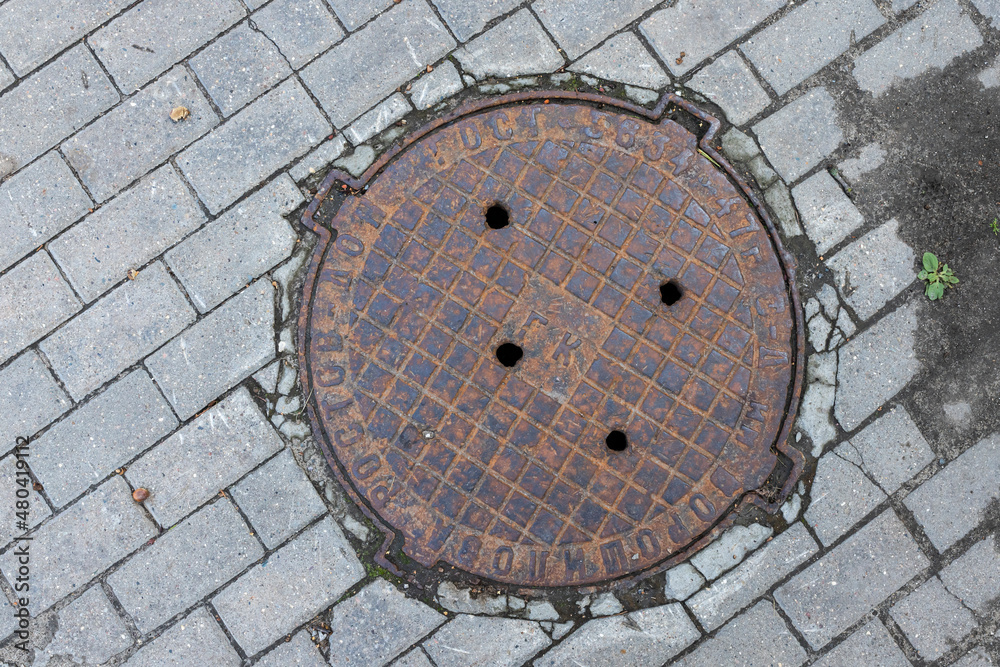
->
[298,92,803,589]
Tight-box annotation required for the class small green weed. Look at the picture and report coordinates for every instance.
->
[918,252,958,300]
[991,218,999,236]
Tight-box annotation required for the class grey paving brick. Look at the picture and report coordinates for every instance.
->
[409,61,463,110]
[34,586,132,666]
[687,523,819,632]
[568,32,669,90]
[230,450,325,550]
[0,350,70,445]
[177,79,329,213]
[891,576,975,661]
[62,66,217,203]
[0,46,117,180]
[392,650,434,667]
[641,0,786,77]
[455,10,563,79]
[688,51,770,126]
[804,450,886,546]
[754,87,843,182]
[125,387,282,526]
[776,510,929,649]
[893,0,920,11]
[300,0,454,127]
[0,452,50,549]
[40,262,195,400]
[813,619,910,667]
[690,524,772,580]
[854,0,983,97]
[0,0,133,75]
[145,279,276,419]
[89,0,246,93]
[122,607,240,667]
[905,432,1000,552]
[109,498,263,633]
[213,516,365,656]
[344,92,412,144]
[954,648,994,667]
[534,0,657,60]
[254,0,344,69]
[827,218,915,321]
[973,0,1000,25]
[31,369,177,508]
[0,252,80,365]
[741,0,885,96]
[290,135,349,181]
[326,0,393,31]
[256,629,326,667]
[0,62,13,90]
[431,0,521,42]
[190,23,291,118]
[792,171,866,255]
[0,476,155,612]
[48,165,206,303]
[841,406,934,494]
[425,615,550,667]
[327,578,445,666]
[676,602,805,667]
[166,175,301,312]
[664,563,704,602]
[0,152,91,273]
[836,302,920,431]
[940,538,1000,613]
[536,604,697,667]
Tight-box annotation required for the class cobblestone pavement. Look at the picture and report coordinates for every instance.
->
[1,0,999,664]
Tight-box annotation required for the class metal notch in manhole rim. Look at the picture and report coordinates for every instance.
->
[297,90,805,590]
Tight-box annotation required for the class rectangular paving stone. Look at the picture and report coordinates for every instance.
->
[190,23,291,117]
[145,279,276,419]
[0,152,91,273]
[0,451,51,549]
[0,62,12,90]
[835,302,920,431]
[166,175,301,312]
[854,0,983,97]
[0,252,80,364]
[256,630,326,667]
[122,607,240,666]
[754,87,844,182]
[89,0,246,93]
[940,538,1000,612]
[431,0,522,42]
[300,0,454,127]
[840,406,934,494]
[326,0,394,31]
[641,0,786,77]
[791,171,866,255]
[253,0,344,69]
[0,0,133,75]
[741,0,885,95]
[688,50,770,127]
[345,92,412,144]
[534,0,658,60]
[691,524,772,581]
[62,65,218,203]
[40,262,196,400]
[675,602,806,667]
[0,476,155,612]
[827,218,916,321]
[48,164,206,303]
[289,135,348,181]
[410,61,463,111]
[426,616,550,667]
[536,604,697,667]
[890,576,975,661]
[686,523,819,631]
[569,32,670,90]
[31,369,177,508]
[327,579,445,666]
[231,449,325,550]
[33,587,132,667]
[813,619,910,667]
[124,388,282,527]
[905,432,1000,552]
[212,516,365,656]
[775,510,929,649]
[0,350,70,446]
[177,79,329,213]
[109,498,263,633]
[0,45,117,179]
[454,9,563,80]
[804,450,885,546]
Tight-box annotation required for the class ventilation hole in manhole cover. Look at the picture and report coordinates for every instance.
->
[605,430,628,452]
[660,280,683,306]
[485,203,510,229]
[495,342,523,367]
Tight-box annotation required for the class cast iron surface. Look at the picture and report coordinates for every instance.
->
[298,91,804,589]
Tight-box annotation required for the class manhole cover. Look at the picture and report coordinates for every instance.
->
[299,92,803,589]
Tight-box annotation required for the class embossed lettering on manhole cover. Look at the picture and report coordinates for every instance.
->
[299,92,803,588]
